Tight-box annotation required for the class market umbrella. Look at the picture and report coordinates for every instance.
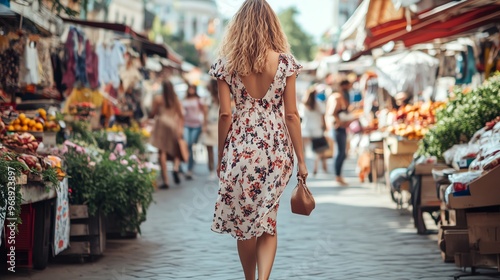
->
[375,50,439,97]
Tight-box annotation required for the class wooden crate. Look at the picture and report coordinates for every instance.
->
[105,205,141,239]
[59,205,106,257]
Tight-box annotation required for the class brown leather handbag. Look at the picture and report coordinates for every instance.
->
[290,174,315,216]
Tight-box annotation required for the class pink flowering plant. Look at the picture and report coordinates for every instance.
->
[62,141,154,233]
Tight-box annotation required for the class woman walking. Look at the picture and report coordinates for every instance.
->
[300,87,328,175]
[182,84,205,179]
[209,1,307,279]
[149,80,184,189]
[326,80,355,186]
[202,79,220,180]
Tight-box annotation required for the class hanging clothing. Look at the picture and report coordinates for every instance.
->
[0,38,22,90]
[19,39,40,85]
[62,27,78,90]
[85,40,99,89]
[96,41,125,88]
[37,38,54,87]
[51,51,64,94]
[456,45,477,85]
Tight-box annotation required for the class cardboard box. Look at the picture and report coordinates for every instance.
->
[467,212,500,254]
[444,229,470,262]
[448,165,500,209]
[421,175,441,206]
[384,136,419,155]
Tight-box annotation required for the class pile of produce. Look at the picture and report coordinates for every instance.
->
[1,132,40,152]
[69,102,96,117]
[4,110,60,132]
[386,101,445,140]
[419,74,500,158]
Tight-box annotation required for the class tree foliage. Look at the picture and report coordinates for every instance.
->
[149,16,200,66]
[278,7,315,61]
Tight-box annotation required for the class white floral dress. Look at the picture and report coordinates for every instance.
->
[209,54,302,240]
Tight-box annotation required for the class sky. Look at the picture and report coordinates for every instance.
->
[216,0,334,43]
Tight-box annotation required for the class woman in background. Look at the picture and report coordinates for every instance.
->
[182,84,205,180]
[300,86,328,175]
[202,79,220,180]
[150,80,184,189]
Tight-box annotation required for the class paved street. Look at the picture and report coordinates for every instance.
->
[1,156,495,280]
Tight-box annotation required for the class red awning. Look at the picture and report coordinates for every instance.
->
[61,17,179,61]
[344,0,500,60]
[365,2,500,50]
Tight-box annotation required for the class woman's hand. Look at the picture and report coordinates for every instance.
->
[216,161,221,178]
[298,162,308,179]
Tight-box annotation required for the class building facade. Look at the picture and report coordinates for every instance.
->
[148,0,222,42]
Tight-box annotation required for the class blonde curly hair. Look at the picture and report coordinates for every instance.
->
[219,0,291,77]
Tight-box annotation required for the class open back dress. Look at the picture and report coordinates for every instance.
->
[209,53,302,240]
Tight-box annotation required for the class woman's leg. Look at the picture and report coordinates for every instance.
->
[158,151,168,188]
[207,146,215,172]
[237,238,257,280]
[256,233,277,280]
[334,129,348,185]
[186,127,202,173]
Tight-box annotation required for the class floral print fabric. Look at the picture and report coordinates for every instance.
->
[209,54,302,240]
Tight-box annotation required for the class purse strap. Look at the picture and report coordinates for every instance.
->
[297,173,307,184]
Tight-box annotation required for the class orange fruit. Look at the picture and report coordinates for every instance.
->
[13,119,20,125]
[29,120,36,127]
[7,125,14,131]
[18,113,26,120]
[14,124,21,131]
[35,123,43,131]
[21,125,28,131]
[21,118,29,126]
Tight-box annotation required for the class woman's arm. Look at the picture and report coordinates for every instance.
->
[283,75,307,177]
[176,100,185,138]
[149,96,160,119]
[217,79,233,173]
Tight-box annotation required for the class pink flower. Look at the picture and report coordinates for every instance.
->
[114,143,126,156]
[127,166,133,172]
[109,153,117,161]
[89,162,96,167]
[120,159,128,165]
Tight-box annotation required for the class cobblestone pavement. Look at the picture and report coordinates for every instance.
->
[2,156,496,280]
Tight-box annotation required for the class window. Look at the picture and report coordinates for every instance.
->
[123,15,127,24]
[130,17,135,28]
[115,11,119,22]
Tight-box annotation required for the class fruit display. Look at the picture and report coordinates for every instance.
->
[419,74,500,158]
[46,155,66,180]
[5,109,60,132]
[17,153,43,172]
[69,102,96,117]
[2,132,40,152]
[385,101,446,140]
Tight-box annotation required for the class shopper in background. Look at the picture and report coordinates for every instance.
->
[182,84,205,180]
[201,79,220,180]
[326,79,356,186]
[300,86,328,175]
[149,80,184,189]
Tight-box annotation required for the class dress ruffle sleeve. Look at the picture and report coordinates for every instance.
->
[209,58,231,84]
[284,54,302,78]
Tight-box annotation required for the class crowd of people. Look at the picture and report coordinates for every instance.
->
[144,72,373,190]
[147,78,220,189]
